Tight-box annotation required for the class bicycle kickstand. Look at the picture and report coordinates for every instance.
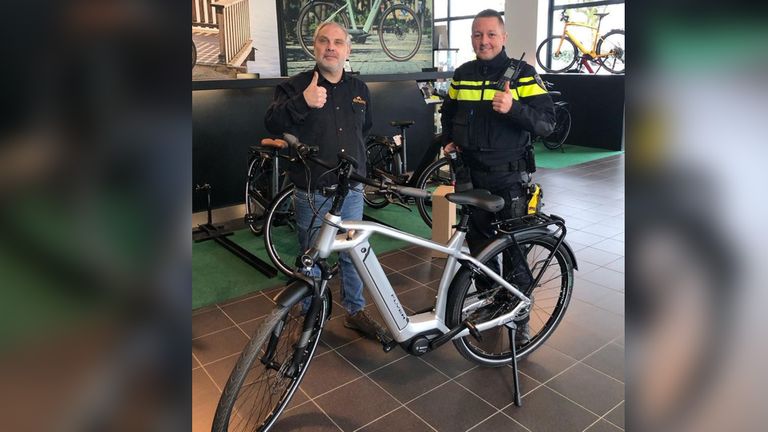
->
[504,321,523,407]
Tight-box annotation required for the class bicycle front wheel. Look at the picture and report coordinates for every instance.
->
[542,104,572,150]
[446,234,574,365]
[597,29,625,74]
[297,1,350,60]
[415,157,454,228]
[212,288,330,432]
[364,139,399,209]
[536,36,578,73]
[378,4,422,61]
[264,186,299,278]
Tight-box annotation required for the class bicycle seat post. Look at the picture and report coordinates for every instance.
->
[270,148,280,199]
[399,125,408,175]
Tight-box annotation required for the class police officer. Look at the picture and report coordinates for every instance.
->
[441,9,555,344]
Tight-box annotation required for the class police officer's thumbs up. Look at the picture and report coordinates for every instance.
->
[304,72,327,109]
[492,80,513,114]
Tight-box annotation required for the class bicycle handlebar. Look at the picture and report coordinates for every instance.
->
[282,133,431,200]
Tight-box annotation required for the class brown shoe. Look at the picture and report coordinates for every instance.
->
[344,310,388,340]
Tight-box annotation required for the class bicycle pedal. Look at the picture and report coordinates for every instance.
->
[464,320,483,342]
[379,333,397,353]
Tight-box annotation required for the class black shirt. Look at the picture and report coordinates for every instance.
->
[265,68,372,190]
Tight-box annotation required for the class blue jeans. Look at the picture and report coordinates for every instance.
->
[293,185,366,314]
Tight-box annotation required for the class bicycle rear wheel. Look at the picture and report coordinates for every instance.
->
[212,288,330,432]
[378,4,422,61]
[536,36,578,73]
[296,1,350,60]
[264,186,299,278]
[597,29,625,74]
[542,104,572,150]
[415,157,454,228]
[364,139,399,209]
[446,234,574,365]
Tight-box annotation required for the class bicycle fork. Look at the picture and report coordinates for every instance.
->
[261,283,326,379]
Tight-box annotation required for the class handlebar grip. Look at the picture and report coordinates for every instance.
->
[393,185,430,199]
[283,133,300,149]
[283,133,320,159]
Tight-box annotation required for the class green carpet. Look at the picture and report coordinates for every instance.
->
[534,142,623,169]
[192,203,431,309]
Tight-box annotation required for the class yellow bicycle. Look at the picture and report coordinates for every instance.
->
[536,10,625,74]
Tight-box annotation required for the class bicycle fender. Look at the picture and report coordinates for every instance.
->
[273,278,313,308]
[514,228,579,271]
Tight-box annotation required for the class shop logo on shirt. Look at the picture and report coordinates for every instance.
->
[352,96,367,105]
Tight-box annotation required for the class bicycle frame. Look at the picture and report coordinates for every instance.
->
[322,0,385,33]
[309,212,531,343]
[562,21,600,56]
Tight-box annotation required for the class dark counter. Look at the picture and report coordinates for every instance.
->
[193,72,450,211]
[193,72,623,212]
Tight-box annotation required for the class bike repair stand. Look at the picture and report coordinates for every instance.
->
[193,184,277,278]
[505,321,523,407]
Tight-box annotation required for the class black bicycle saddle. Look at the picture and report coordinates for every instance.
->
[390,120,415,128]
[445,189,505,213]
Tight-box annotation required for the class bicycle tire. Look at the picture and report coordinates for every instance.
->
[296,1,351,60]
[542,104,572,150]
[446,233,574,365]
[596,29,625,74]
[245,154,274,235]
[415,157,454,228]
[378,4,422,62]
[212,288,330,432]
[264,186,299,278]
[192,40,197,69]
[536,36,578,73]
[364,140,398,209]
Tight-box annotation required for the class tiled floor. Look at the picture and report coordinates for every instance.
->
[193,154,625,432]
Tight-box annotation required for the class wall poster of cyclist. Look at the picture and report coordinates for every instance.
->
[280,0,433,76]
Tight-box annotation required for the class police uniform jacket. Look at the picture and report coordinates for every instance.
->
[441,50,555,170]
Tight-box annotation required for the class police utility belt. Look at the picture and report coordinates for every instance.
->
[465,158,528,173]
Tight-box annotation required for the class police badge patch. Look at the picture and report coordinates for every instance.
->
[534,73,547,90]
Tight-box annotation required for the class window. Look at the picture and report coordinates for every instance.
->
[539,0,625,74]
[434,0,507,68]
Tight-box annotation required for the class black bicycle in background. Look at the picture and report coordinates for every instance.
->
[364,120,456,228]
[531,82,572,152]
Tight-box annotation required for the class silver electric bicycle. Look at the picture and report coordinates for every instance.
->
[212,134,577,432]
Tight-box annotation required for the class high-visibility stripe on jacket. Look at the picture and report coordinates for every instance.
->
[441,50,555,166]
[448,77,548,101]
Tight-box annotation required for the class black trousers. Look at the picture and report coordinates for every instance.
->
[466,169,529,254]
[467,168,534,307]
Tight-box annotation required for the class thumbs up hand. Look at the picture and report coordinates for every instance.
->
[492,80,513,114]
[303,72,327,109]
